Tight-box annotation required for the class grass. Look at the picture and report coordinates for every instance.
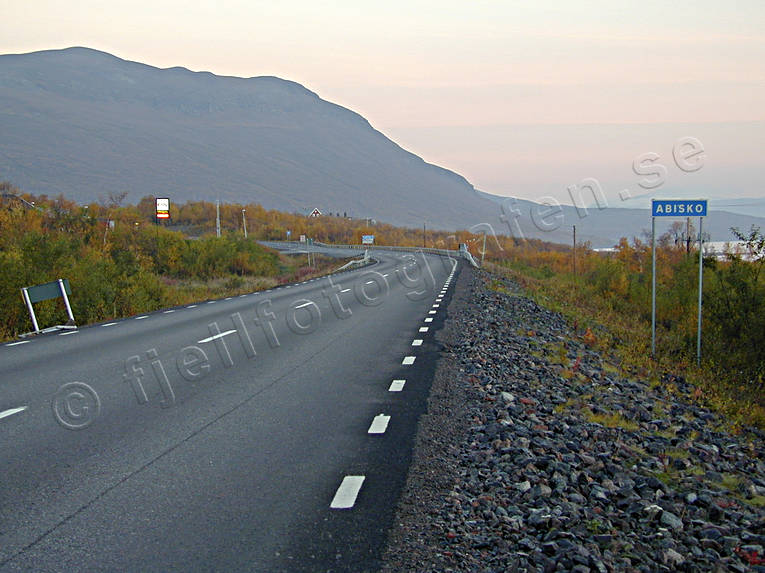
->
[484,261,765,431]
[584,410,640,432]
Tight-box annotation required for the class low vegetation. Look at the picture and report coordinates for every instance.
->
[2,183,763,430]
[485,225,765,429]
[0,187,347,339]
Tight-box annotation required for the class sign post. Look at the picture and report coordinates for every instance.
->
[650,199,707,364]
[20,279,77,336]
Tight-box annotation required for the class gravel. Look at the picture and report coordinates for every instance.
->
[380,266,765,572]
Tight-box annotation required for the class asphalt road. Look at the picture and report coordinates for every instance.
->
[0,249,460,572]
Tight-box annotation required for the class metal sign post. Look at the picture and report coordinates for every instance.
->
[697,216,704,365]
[20,279,77,336]
[651,216,656,356]
[650,199,707,364]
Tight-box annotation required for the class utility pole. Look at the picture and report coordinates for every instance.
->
[481,231,487,265]
[242,209,247,238]
[216,199,221,238]
[423,223,426,248]
[573,225,576,276]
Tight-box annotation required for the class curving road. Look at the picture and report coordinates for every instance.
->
[0,249,460,572]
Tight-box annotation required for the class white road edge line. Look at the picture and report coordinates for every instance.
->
[0,406,27,420]
[330,475,365,509]
[367,414,391,434]
[389,379,406,392]
[198,329,237,344]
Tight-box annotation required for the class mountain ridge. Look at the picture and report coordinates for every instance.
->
[1,47,762,246]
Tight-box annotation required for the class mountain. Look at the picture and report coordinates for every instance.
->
[1,47,763,247]
[0,47,502,231]
[476,191,765,248]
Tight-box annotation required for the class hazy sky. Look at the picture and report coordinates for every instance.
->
[2,0,764,211]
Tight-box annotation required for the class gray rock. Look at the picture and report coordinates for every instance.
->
[663,548,685,567]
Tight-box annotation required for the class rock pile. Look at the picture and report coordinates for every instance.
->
[381,268,765,572]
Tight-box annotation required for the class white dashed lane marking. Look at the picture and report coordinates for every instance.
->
[187,305,197,309]
[294,301,314,309]
[402,356,415,365]
[102,322,118,327]
[367,414,391,434]
[340,289,351,293]
[389,379,406,392]
[58,331,78,336]
[163,310,175,314]
[0,406,27,420]
[198,329,237,344]
[135,315,149,320]
[412,339,423,346]
[419,327,428,332]
[330,476,365,509]
[425,318,433,323]
[428,310,437,315]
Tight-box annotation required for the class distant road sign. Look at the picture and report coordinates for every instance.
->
[361,235,375,245]
[309,208,322,217]
[652,199,707,217]
[156,197,170,219]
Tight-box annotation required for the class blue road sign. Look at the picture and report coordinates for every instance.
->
[652,199,707,217]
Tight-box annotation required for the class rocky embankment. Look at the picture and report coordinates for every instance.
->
[381,267,765,572]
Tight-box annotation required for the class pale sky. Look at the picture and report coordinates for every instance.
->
[2,0,764,212]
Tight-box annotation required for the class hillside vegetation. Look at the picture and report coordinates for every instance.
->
[0,186,483,340]
[0,188,342,339]
[484,226,765,429]
[2,185,763,427]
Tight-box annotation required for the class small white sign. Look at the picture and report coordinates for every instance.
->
[155,197,170,219]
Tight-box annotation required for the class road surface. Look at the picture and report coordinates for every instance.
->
[0,249,459,572]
